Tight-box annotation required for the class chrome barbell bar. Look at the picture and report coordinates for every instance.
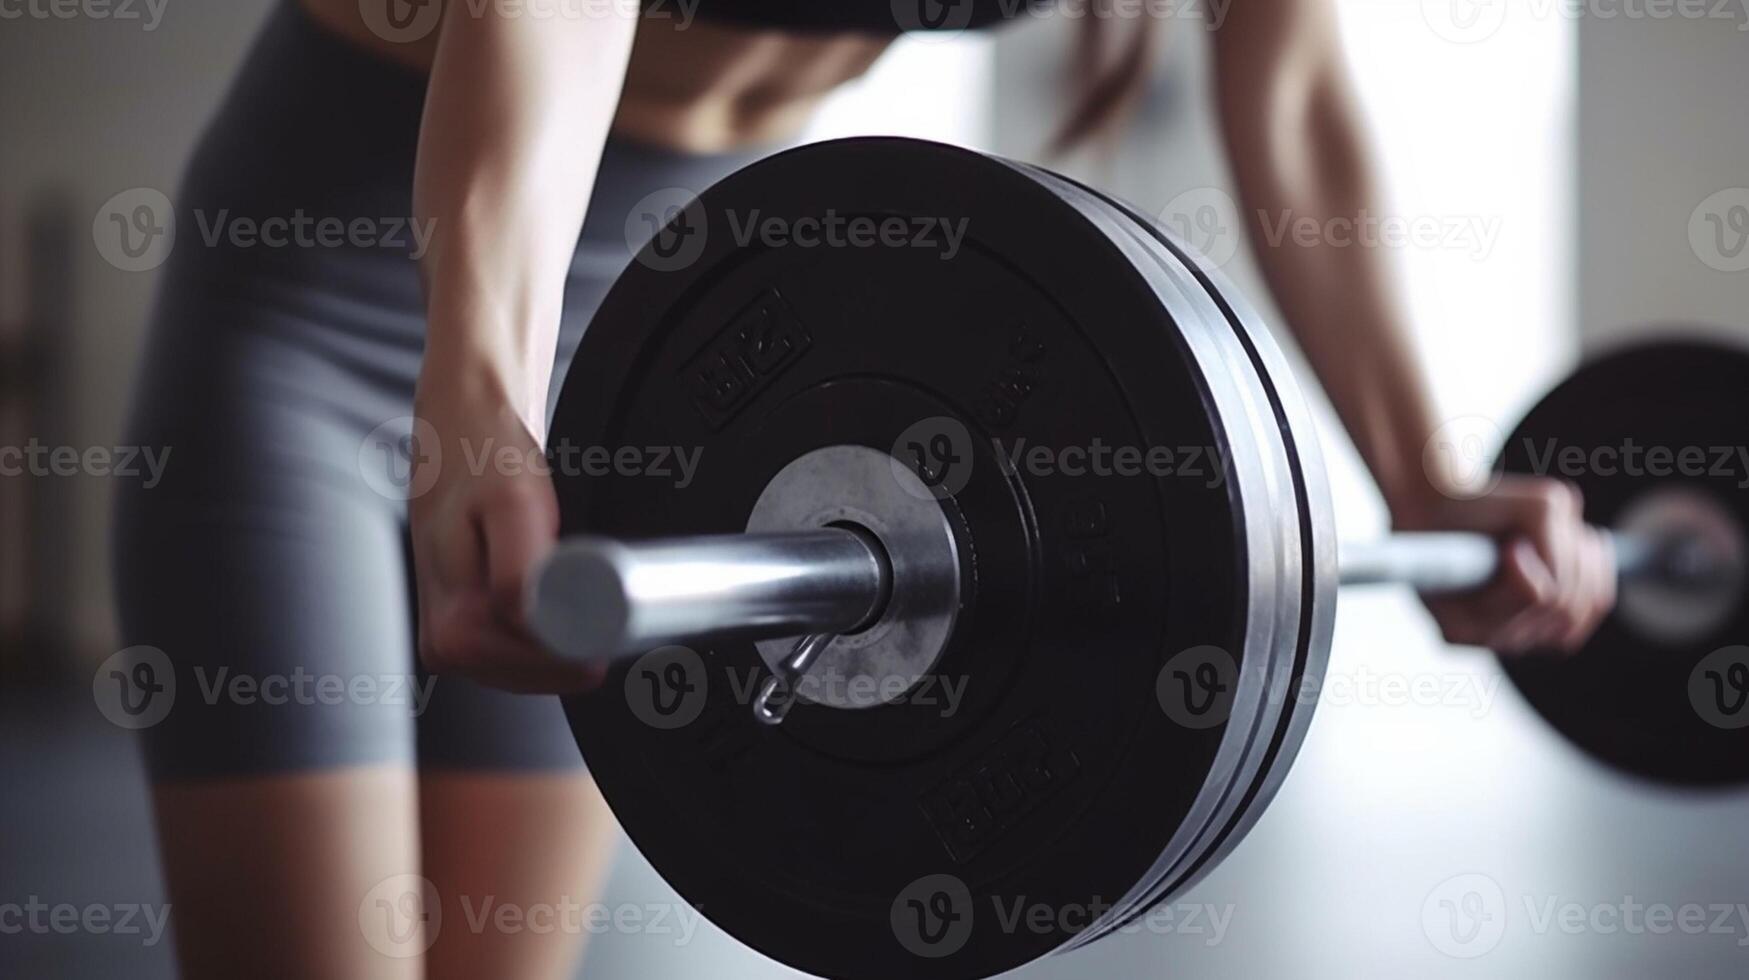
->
[529,527,1722,665]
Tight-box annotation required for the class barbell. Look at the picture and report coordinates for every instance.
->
[531,137,1749,979]
[532,529,1728,664]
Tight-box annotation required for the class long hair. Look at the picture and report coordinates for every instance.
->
[1049,1,1163,153]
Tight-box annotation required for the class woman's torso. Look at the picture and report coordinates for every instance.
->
[299,0,898,152]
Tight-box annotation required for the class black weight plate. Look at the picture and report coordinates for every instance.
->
[1090,183,1338,912]
[550,138,1258,979]
[1004,170,1284,941]
[1030,175,1338,944]
[1497,340,1749,788]
[1011,167,1303,942]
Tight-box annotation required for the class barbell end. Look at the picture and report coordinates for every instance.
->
[526,539,638,665]
[525,529,892,665]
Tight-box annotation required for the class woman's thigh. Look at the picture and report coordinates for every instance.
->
[109,269,433,976]
[112,270,595,974]
[114,288,427,777]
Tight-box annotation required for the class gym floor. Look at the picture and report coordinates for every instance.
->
[7,594,1748,978]
[5,2,1748,979]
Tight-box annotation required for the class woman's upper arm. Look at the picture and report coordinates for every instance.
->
[1210,0,1345,113]
[416,6,638,214]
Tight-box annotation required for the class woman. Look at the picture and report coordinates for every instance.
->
[113,0,1615,976]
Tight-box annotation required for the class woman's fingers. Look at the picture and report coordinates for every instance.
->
[479,481,558,626]
[1482,539,1558,653]
[1418,477,1619,655]
[425,589,602,692]
[1424,539,1546,648]
[1557,527,1617,651]
[1510,481,1581,650]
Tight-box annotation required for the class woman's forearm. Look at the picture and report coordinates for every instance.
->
[412,5,637,439]
[1213,3,1452,522]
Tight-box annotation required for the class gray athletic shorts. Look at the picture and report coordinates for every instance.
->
[111,1,760,779]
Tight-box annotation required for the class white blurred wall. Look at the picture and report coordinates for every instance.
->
[1577,4,1749,346]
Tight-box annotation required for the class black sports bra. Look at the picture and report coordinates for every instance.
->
[652,0,1018,34]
